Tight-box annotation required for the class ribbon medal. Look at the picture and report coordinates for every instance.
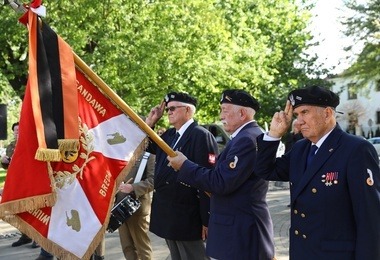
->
[321,172,339,186]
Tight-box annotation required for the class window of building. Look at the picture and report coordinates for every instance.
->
[377,111,380,124]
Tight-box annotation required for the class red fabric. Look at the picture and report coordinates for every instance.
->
[0,78,53,211]
[30,0,42,9]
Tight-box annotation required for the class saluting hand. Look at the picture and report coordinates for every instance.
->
[268,100,293,138]
[146,100,166,127]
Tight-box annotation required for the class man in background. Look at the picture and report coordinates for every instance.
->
[117,149,155,259]
[1,122,19,170]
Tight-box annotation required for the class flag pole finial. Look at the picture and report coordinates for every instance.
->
[7,0,26,13]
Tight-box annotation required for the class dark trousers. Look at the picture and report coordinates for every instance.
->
[166,239,209,260]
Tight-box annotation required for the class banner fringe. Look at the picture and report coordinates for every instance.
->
[0,193,56,217]
[35,148,62,162]
[58,139,79,152]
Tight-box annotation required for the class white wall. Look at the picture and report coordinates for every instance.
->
[328,76,380,137]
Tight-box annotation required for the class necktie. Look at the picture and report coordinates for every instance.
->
[306,145,318,167]
[170,132,180,148]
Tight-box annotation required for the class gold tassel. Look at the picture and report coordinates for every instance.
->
[35,148,62,162]
[58,139,79,152]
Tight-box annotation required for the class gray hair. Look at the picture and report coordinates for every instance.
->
[178,102,196,116]
[233,105,256,119]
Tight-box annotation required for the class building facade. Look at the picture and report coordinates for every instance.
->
[328,76,380,138]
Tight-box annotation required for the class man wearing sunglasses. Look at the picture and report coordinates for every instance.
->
[146,92,219,260]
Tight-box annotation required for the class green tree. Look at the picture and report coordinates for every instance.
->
[342,0,380,91]
[1,0,327,128]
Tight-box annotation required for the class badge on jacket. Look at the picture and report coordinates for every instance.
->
[367,168,374,186]
[208,154,216,164]
[229,156,239,169]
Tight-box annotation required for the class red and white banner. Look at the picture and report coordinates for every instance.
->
[3,69,147,259]
[0,10,147,259]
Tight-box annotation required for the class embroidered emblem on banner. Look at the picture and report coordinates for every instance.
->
[107,132,126,145]
[55,117,95,189]
[66,209,81,232]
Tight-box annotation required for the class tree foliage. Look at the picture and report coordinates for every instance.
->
[342,0,380,91]
[1,0,327,128]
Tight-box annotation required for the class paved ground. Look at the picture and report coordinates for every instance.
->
[0,183,290,260]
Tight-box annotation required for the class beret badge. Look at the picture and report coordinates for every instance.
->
[289,94,295,107]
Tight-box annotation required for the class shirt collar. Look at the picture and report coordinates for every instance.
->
[231,120,255,139]
[313,128,334,148]
[177,118,194,137]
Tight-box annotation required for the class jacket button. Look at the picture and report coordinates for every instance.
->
[301,213,305,218]
[312,188,317,193]
[294,230,299,235]
[302,234,307,239]
[294,209,298,214]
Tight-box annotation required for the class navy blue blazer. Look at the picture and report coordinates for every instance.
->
[256,125,380,260]
[178,122,275,260]
[148,121,219,241]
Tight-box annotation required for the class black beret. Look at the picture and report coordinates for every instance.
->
[220,89,260,111]
[288,85,339,109]
[164,92,197,107]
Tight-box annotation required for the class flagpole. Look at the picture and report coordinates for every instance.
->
[73,53,176,157]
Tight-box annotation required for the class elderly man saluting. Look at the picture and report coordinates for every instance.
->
[255,85,380,260]
[146,92,219,260]
[168,89,275,260]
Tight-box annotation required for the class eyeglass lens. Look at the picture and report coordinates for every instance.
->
[165,106,186,112]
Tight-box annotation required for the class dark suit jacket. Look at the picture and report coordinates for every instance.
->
[177,122,275,260]
[148,121,219,240]
[256,125,380,260]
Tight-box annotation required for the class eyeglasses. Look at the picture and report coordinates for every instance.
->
[165,106,187,113]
